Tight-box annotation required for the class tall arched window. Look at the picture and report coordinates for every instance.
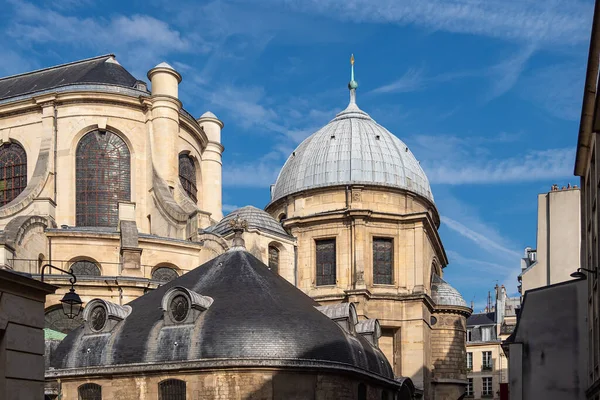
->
[178,154,197,203]
[159,379,186,400]
[358,383,367,400]
[0,142,27,206]
[70,260,101,276]
[78,383,101,400]
[152,266,179,282]
[76,130,130,227]
[268,245,279,274]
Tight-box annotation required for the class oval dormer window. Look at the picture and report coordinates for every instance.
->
[170,295,190,322]
[90,305,107,332]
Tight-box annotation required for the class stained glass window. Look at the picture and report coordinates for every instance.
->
[152,267,179,282]
[159,379,186,400]
[373,238,393,284]
[70,260,101,276]
[268,246,279,274]
[316,239,336,286]
[76,131,130,227]
[0,142,27,207]
[78,383,101,400]
[45,306,84,334]
[179,154,197,203]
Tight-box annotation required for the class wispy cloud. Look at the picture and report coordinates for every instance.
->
[222,204,240,213]
[408,133,574,185]
[442,217,521,259]
[371,45,536,100]
[371,68,426,94]
[425,147,574,185]
[280,0,592,47]
[5,1,200,75]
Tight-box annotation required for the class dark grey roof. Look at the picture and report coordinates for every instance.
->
[0,54,139,101]
[51,249,393,380]
[207,206,293,239]
[467,312,496,326]
[431,274,467,308]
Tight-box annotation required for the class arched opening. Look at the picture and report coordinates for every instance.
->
[0,141,27,206]
[152,265,180,283]
[69,259,101,276]
[277,212,287,222]
[78,383,101,400]
[268,245,280,274]
[179,153,197,203]
[159,379,186,400]
[76,130,131,227]
[45,305,84,334]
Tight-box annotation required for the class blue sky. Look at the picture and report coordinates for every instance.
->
[0,0,593,311]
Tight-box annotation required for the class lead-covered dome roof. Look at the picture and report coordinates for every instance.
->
[207,205,292,239]
[269,84,433,205]
[51,249,394,380]
[431,274,468,308]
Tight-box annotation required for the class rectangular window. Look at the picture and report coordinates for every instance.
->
[481,326,495,341]
[467,352,473,371]
[482,377,493,396]
[467,329,472,342]
[466,378,474,396]
[482,351,493,370]
[316,239,336,286]
[373,238,393,284]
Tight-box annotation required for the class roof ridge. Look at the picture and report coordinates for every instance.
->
[0,54,115,82]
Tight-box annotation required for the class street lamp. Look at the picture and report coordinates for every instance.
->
[570,267,598,280]
[41,263,83,319]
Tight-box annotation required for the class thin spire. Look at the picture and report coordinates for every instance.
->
[348,54,358,105]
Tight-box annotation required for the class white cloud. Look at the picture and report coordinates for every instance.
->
[222,204,241,213]
[278,0,592,47]
[371,68,426,94]
[442,217,521,259]
[425,147,574,185]
[223,160,281,188]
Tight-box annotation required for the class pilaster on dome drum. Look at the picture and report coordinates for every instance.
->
[269,55,433,205]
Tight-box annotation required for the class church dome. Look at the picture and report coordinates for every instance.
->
[269,75,433,205]
[207,206,292,239]
[431,274,468,308]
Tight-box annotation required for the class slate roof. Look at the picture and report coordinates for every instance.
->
[431,274,468,308]
[207,205,293,239]
[51,249,393,380]
[467,312,496,326]
[269,88,433,205]
[0,54,140,101]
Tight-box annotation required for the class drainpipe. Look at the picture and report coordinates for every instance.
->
[53,104,58,204]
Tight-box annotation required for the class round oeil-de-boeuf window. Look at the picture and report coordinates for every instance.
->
[90,305,107,332]
[170,295,189,322]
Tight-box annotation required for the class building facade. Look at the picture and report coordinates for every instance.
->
[574,1,600,398]
[466,285,517,400]
[0,269,56,400]
[519,185,581,294]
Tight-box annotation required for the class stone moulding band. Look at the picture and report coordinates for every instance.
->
[46,357,405,388]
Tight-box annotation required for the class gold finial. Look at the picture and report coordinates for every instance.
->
[350,54,354,65]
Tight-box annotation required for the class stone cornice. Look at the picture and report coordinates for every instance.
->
[46,358,403,388]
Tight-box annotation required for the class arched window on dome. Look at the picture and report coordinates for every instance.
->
[152,266,179,283]
[0,142,27,207]
[78,383,101,400]
[70,260,101,277]
[268,245,280,274]
[373,238,393,284]
[159,379,186,400]
[178,153,197,203]
[76,130,130,227]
